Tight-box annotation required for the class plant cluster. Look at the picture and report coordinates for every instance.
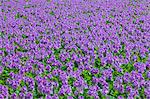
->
[0,0,150,99]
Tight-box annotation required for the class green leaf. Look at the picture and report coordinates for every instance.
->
[33,81,46,98]
[14,41,20,46]
[22,34,28,39]
[54,88,59,94]
[102,15,106,19]
[82,88,88,96]
[41,71,49,77]
[4,51,8,56]
[73,67,78,71]
[15,86,21,94]
[61,66,67,71]
[138,87,145,99]
[106,79,113,90]
[51,66,57,72]
[142,71,148,80]
[112,69,123,80]
[66,58,71,62]
[121,63,135,73]
[84,95,94,99]
[120,25,123,32]
[22,16,27,19]
[54,49,61,60]
[15,13,20,19]
[72,87,76,93]
[106,20,111,24]
[59,94,67,99]
[51,76,59,82]
[8,87,14,95]
[110,90,119,97]
[108,95,116,99]
[4,16,7,21]
[35,40,40,44]
[98,83,103,89]
[76,22,80,25]
[73,61,78,71]
[122,52,126,59]
[25,72,36,78]
[81,70,92,85]
[17,47,28,52]
[142,57,148,63]
[0,48,6,51]
[94,57,101,69]
[24,5,31,8]
[21,56,28,62]
[0,69,10,84]
[42,58,47,66]
[98,91,105,99]
[133,18,136,24]
[87,80,93,86]
[49,11,55,16]
[47,0,51,2]
[0,80,5,85]
[94,73,101,78]
[110,15,114,18]
[20,81,25,86]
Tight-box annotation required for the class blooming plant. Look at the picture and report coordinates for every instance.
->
[0,0,150,99]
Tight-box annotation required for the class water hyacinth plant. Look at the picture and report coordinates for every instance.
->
[0,0,150,99]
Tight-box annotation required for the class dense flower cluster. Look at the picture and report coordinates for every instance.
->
[0,0,150,99]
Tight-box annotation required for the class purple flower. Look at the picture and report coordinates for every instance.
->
[45,65,51,71]
[46,95,52,99]
[11,93,17,99]
[25,92,33,99]
[47,74,53,79]
[145,88,150,98]
[118,96,124,99]
[67,96,74,99]
[132,80,140,89]
[126,86,132,93]
[52,94,59,99]
[115,76,123,84]
[123,72,131,83]
[0,66,3,74]
[147,71,150,78]
[134,62,146,73]
[0,94,4,99]
[129,89,138,98]
[73,80,82,87]
[145,81,150,88]
[78,96,84,99]
[102,87,109,95]
[52,69,59,76]
[58,88,65,95]
[92,77,99,84]
[91,68,99,74]
[102,68,112,79]
[21,86,27,92]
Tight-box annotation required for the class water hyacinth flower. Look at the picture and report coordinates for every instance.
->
[0,66,3,74]
[25,92,33,99]
[102,87,109,95]
[19,92,25,98]
[118,96,124,99]
[11,93,17,99]
[147,71,150,78]
[134,62,146,73]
